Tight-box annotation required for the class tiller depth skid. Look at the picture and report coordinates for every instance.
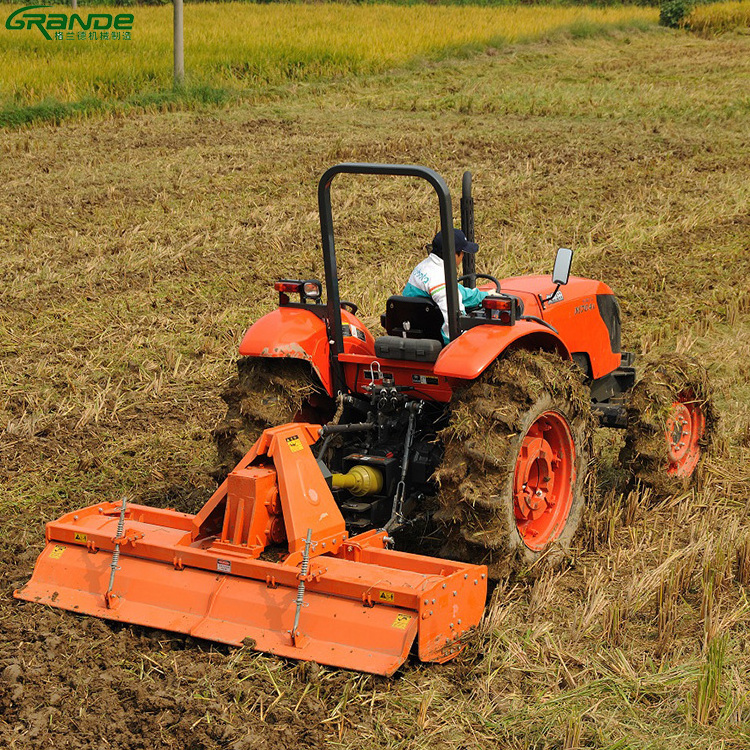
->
[15,424,487,675]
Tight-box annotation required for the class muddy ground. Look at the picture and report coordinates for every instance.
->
[1,30,749,749]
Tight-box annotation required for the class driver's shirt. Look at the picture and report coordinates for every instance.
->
[403,253,487,343]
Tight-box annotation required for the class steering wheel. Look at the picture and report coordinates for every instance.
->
[458,273,501,293]
[340,300,359,315]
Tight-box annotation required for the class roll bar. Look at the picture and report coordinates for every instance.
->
[460,170,476,288]
[317,163,461,367]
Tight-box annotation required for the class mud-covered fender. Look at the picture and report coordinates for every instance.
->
[433,321,570,380]
[239,307,333,394]
[238,307,375,396]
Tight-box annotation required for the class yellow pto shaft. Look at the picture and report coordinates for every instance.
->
[331,465,383,497]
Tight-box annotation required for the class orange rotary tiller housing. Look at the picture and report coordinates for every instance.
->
[15,423,487,676]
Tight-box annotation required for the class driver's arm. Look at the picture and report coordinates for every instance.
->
[459,285,488,310]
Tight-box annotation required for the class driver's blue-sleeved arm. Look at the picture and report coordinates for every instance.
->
[459,285,488,309]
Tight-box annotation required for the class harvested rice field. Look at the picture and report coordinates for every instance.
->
[1,24,749,750]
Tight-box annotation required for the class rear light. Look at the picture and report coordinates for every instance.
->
[275,280,303,294]
[480,294,520,325]
[274,279,323,305]
[482,296,512,311]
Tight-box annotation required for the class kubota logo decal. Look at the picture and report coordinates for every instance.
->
[5,5,134,41]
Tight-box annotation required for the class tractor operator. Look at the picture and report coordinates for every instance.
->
[403,228,488,344]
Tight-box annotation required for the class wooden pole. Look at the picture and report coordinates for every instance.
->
[174,0,184,87]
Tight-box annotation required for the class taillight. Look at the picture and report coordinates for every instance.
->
[274,281,303,294]
[482,296,512,311]
[481,294,519,325]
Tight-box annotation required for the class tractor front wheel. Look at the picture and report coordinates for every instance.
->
[437,350,593,578]
[620,354,716,495]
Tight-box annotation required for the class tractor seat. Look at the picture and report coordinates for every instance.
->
[374,295,444,363]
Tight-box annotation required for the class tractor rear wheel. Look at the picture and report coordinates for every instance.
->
[212,357,330,481]
[437,350,593,579]
[620,354,716,495]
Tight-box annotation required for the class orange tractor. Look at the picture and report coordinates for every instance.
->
[16,164,714,675]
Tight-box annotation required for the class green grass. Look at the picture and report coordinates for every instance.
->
[0,85,233,128]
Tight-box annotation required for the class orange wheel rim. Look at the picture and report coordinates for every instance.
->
[513,411,576,551]
[666,390,705,478]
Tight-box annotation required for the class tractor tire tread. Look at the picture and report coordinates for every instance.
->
[212,358,319,481]
[619,353,717,496]
[436,349,594,579]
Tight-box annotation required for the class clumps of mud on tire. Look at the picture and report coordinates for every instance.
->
[436,350,594,579]
[620,353,717,496]
[212,358,319,480]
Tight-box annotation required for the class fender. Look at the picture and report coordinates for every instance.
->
[433,320,570,380]
[239,307,333,395]
[238,307,375,396]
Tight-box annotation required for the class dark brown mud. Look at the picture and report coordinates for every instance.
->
[212,357,322,479]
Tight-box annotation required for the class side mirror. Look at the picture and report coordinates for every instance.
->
[552,247,573,286]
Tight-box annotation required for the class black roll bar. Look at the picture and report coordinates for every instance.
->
[317,164,460,376]
[460,171,476,288]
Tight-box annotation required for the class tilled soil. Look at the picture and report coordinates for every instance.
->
[1,543,374,749]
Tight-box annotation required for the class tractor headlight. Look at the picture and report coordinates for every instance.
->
[303,281,322,300]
